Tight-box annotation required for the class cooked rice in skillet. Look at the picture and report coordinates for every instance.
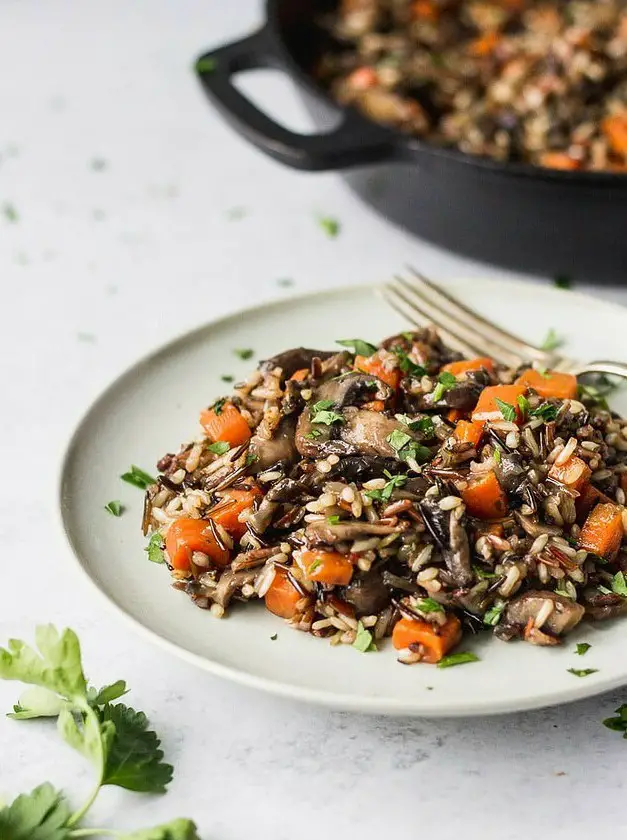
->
[143,329,627,664]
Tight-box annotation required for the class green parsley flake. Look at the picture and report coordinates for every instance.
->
[603,704,627,736]
[120,465,157,490]
[277,278,294,287]
[305,428,323,439]
[104,500,123,517]
[327,515,341,525]
[221,374,234,383]
[391,346,426,377]
[567,668,598,677]
[575,642,591,656]
[336,338,378,357]
[210,397,227,415]
[437,652,480,668]
[365,472,407,503]
[208,441,230,456]
[318,216,340,238]
[353,621,377,652]
[554,274,573,290]
[540,328,564,352]
[517,394,530,416]
[145,532,165,564]
[387,429,412,452]
[495,398,516,422]
[473,565,498,580]
[530,403,558,422]
[245,452,259,466]
[196,56,217,73]
[3,202,18,222]
[307,557,322,574]
[233,348,254,360]
[311,399,344,425]
[493,448,502,464]
[417,598,444,614]
[432,371,457,403]
[612,571,627,596]
[483,602,505,626]
[270,633,278,641]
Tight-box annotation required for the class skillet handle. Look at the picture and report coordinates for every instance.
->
[195,29,396,172]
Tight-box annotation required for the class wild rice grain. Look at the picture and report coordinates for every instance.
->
[439,495,462,510]
[530,533,550,554]
[555,437,577,466]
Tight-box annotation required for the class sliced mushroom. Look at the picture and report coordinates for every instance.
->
[330,454,401,482]
[315,371,392,408]
[343,570,391,617]
[583,590,627,621]
[305,519,398,545]
[247,478,312,534]
[495,452,527,495]
[212,569,258,609]
[248,415,297,472]
[340,408,411,457]
[259,348,334,379]
[505,590,585,635]
[447,506,473,587]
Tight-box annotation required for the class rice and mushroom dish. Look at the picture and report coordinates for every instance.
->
[316,0,627,172]
[143,330,627,666]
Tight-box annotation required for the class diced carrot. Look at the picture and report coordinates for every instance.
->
[454,419,484,447]
[548,456,591,493]
[442,357,494,377]
[411,0,439,21]
[469,30,500,57]
[265,567,303,619]
[165,517,230,572]
[362,399,385,412]
[472,384,527,422]
[298,549,354,586]
[209,486,262,539]
[462,470,508,519]
[200,402,251,447]
[602,113,627,158]
[515,368,578,400]
[575,483,613,523]
[578,502,624,559]
[447,408,464,423]
[354,353,401,391]
[289,368,310,382]
[392,615,462,663]
[347,66,378,91]
[538,152,581,171]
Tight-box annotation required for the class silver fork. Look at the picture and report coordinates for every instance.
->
[381,268,627,380]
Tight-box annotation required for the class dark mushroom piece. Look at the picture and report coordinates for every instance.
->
[342,570,391,617]
[583,590,627,621]
[248,415,298,473]
[504,590,585,635]
[340,408,424,458]
[329,454,401,482]
[247,478,312,534]
[305,519,399,545]
[212,569,258,610]
[495,452,527,495]
[259,348,335,379]
[418,497,473,587]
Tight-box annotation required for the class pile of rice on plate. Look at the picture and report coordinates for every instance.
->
[143,329,627,667]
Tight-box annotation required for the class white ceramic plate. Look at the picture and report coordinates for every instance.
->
[59,279,627,716]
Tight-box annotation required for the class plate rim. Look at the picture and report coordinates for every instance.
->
[57,279,627,716]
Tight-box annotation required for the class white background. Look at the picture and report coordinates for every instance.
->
[1,1,627,837]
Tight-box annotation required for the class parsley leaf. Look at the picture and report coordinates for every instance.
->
[3,202,18,223]
[195,56,217,73]
[432,371,457,403]
[387,430,431,465]
[540,328,564,352]
[87,680,129,706]
[209,397,226,415]
[105,500,124,517]
[208,441,230,456]
[311,399,344,425]
[270,633,278,641]
[495,398,516,422]
[554,274,573,290]
[387,429,412,452]
[327,515,341,525]
[483,602,505,626]
[391,346,426,377]
[603,703,627,737]
[612,571,627,596]
[233,348,253,360]
[416,598,444,614]
[517,394,530,417]
[493,448,502,464]
[365,472,407,502]
[575,643,591,656]
[336,338,377,357]
[305,428,323,439]
[437,652,480,668]
[245,452,259,466]
[472,565,498,580]
[0,783,71,840]
[529,402,558,422]
[121,465,156,490]
[318,216,340,238]
[567,668,598,677]
[220,374,234,383]
[353,621,377,652]
[277,278,293,287]
[9,687,64,721]
[145,533,165,564]
[121,818,200,839]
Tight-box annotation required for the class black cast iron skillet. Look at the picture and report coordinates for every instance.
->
[197,0,627,282]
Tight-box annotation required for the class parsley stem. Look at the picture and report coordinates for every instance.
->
[69,830,120,838]
[67,775,102,828]
[66,706,105,827]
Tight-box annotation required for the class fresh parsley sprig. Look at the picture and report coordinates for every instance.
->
[0,625,197,838]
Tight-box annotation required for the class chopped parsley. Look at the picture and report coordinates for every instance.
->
[210,397,227,415]
[493,448,502,464]
[318,216,340,238]
[353,621,377,652]
[416,598,444,614]
[365,471,407,502]
[437,651,480,668]
[530,402,558,422]
[104,500,123,517]
[555,581,576,600]
[612,571,627,596]
[327,515,341,525]
[3,202,18,222]
[245,452,259,466]
[277,277,294,287]
[386,430,430,465]
[495,398,516,423]
[233,348,254,360]
[575,643,591,656]
[567,668,598,677]
[603,704,627,736]
[483,602,505,626]
[432,371,457,403]
[208,441,230,456]
[311,399,344,426]
[391,346,426,377]
[554,273,573,290]
[396,415,434,436]
[221,374,234,383]
[472,565,498,580]
[387,429,412,452]
[540,328,564,352]
[145,532,165,564]
[120,465,157,490]
[196,56,217,73]
[401,331,414,341]
[307,557,323,574]
[270,633,278,641]
[305,428,323,439]
[336,338,378,357]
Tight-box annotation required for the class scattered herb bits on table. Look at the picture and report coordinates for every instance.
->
[141,328,627,667]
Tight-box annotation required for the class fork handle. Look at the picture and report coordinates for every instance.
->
[573,360,627,380]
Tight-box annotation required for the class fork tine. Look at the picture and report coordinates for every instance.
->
[405,268,549,363]
[389,276,524,368]
[381,284,490,360]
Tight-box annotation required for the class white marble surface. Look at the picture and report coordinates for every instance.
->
[2,1,627,837]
